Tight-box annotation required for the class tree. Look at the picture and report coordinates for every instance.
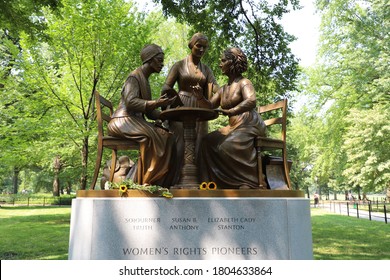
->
[0,48,45,193]
[1,0,165,190]
[342,105,390,192]
[291,0,390,195]
[52,155,62,196]
[0,0,61,193]
[288,99,321,194]
[315,0,389,107]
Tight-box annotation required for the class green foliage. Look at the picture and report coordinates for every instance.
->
[288,102,320,191]
[0,0,169,191]
[0,0,62,37]
[342,105,390,192]
[315,0,389,107]
[289,0,389,194]
[0,30,50,183]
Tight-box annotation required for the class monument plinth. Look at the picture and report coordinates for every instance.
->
[68,190,313,260]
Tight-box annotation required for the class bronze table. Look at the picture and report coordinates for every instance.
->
[160,107,218,189]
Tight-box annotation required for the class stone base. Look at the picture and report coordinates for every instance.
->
[68,191,313,260]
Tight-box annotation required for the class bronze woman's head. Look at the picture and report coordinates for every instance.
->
[223,47,248,75]
[140,44,164,64]
[188,33,209,49]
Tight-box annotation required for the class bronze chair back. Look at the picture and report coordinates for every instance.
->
[256,99,292,189]
[90,91,140,190]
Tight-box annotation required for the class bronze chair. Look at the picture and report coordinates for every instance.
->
[90,91,140,190]
[256,99,292,189]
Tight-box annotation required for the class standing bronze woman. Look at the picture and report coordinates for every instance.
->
[107,44,176,187]
[199,47,267,189]
[161,33,219,184]
[162,32,219,108]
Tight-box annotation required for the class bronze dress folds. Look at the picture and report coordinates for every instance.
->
[199,83,267,189]
[107,68,175,187]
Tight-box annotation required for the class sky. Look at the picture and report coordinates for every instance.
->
[137,0,321,67]
[280,0,321,67]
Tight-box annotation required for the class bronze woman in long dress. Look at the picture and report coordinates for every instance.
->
[107,44,176,187]
[161,33,219,184]
[199,47,267,189]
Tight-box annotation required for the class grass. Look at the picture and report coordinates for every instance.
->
[0,206,71,260]
[0,206,389,260]
[311,208,390,260]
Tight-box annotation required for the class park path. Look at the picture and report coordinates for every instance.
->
[313,200,389,224]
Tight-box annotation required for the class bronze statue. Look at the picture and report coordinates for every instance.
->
[107,44,176,187]
[161,33,219,184]
[199,47,267,189]
[100,156,134,190]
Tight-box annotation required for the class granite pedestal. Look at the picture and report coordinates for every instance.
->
[68,190,313,260]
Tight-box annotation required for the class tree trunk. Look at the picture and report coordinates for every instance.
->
[53,174,60,196]
[12,167,20,194]
[66,181,72,195]
[357,186,362,200]
[318,185,322,200]
[80,136,89,190]
[53,155,62,196]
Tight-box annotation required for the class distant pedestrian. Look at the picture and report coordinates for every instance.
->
[314,193,319,207]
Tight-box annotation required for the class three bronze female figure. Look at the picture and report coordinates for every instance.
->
[107,34,266,189]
